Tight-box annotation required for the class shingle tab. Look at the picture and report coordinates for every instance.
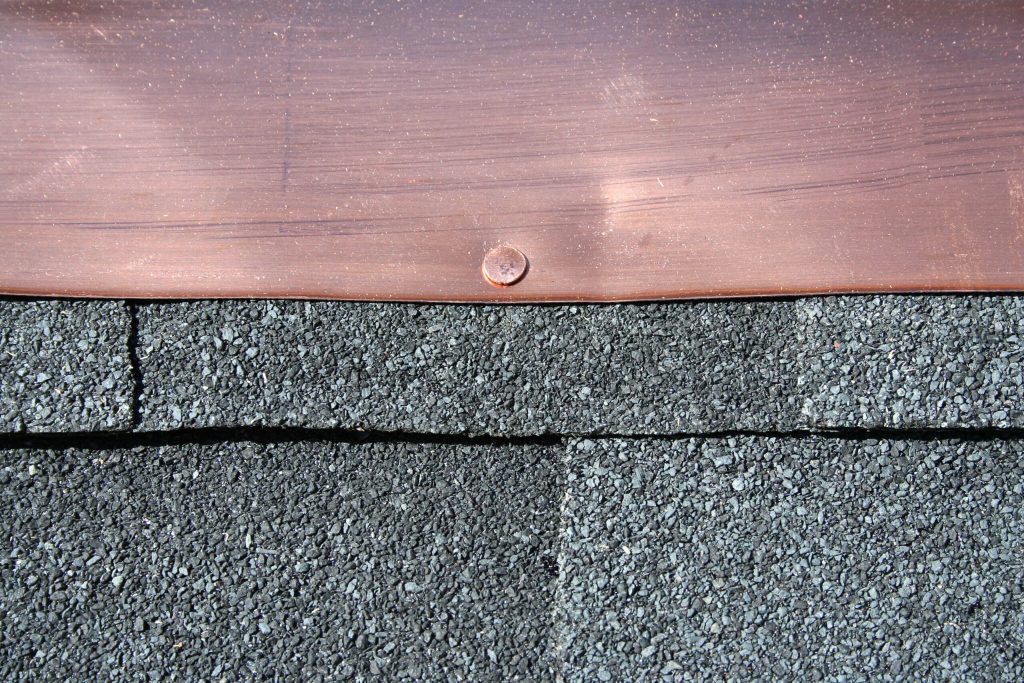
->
[0,441,561,680]
[134,300,806,433]
[798,296,1023,428]
[137,296,1024,434]
[555,437,1024,681]
[4,436,1020,680]
[0,300,133,432]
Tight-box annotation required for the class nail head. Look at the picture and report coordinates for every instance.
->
[482,246,528,287]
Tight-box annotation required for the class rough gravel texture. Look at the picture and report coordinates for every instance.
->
[0,441,560,681]
[798,297,1024,429]
[3,437,1021,681]
[0,300,133,433]
[135,296,1024,435]
[4,293,1024,680]
[135,300,802,434]
[556,437,1024,682]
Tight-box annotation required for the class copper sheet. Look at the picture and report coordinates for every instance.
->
[1,0,1023,302]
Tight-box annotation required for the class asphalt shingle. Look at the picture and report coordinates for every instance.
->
[135,300,802,434]
[136,296,1023,435]
[0,300,133,433]
[556,436,1024,681]
[0,440,561,680]
[4,436,1020,681]
[798,296,1023,428]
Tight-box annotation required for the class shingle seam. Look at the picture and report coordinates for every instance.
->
[2,425,1024,452]
[0,427,564,451]
[126,302,145,430]
[548,444,572,683]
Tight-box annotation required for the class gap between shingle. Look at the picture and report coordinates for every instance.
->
[126,302,145,430]
[2,425,1024,452]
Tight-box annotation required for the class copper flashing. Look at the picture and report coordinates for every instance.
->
[1,1,1022,302]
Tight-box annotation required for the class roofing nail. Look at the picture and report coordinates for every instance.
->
[482,246,528,287]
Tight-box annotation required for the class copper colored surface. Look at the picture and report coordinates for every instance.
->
[1,1,1023,302]
[482,247,528,288]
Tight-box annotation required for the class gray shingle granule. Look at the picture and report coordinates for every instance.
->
[136,296,1024,435]
[0,441,560,681]
[555,437,1024,682]
[0,300,133,432]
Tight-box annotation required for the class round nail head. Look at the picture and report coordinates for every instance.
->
[482,246,528,287]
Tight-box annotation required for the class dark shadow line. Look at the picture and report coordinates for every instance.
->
[126,302,144,430]
[1,425,1023,452]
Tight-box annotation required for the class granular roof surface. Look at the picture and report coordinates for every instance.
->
[2,295,1023,680]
